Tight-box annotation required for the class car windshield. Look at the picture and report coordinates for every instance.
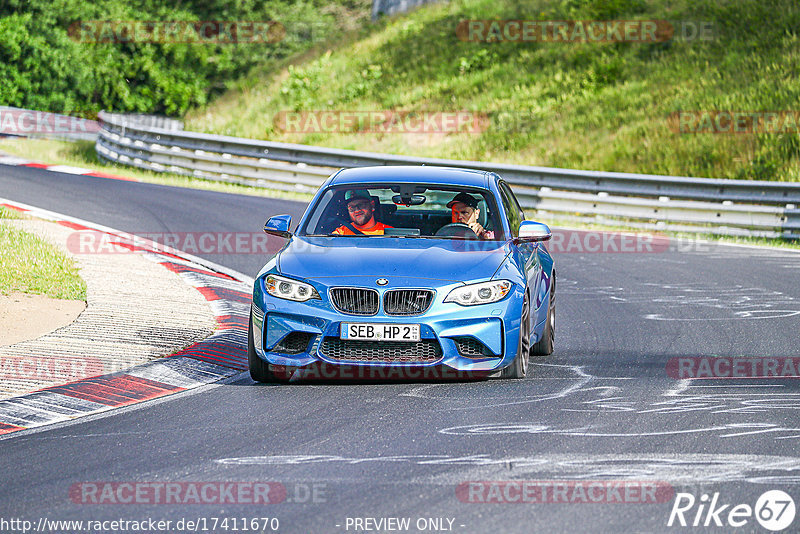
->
[299,184,506,240]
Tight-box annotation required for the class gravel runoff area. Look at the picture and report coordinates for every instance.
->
[0,218,217,400]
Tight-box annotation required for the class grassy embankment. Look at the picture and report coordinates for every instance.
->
[0,207,86,300]
[188,0,800,182]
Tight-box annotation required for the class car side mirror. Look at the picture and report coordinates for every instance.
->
[264,214,292,239]
[516,221,551,242]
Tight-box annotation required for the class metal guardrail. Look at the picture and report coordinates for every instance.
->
[97,111,800,239]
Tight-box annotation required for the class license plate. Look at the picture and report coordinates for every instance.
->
[341,323,420,342]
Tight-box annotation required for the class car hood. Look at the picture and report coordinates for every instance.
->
[278,236,511,283]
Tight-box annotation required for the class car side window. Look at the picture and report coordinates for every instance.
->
[498,182,524,237]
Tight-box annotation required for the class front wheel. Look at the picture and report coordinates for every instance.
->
[531,274,555,356]
[501,292,530,379]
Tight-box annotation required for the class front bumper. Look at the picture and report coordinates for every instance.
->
[251,276,525,372]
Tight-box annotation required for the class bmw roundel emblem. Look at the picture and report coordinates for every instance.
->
[376,278,389,286]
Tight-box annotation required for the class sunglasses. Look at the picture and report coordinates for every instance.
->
[347,201,372,212]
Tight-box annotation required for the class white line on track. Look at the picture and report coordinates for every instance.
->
[690,384,784,388]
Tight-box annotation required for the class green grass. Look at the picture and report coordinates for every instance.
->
[0,138,314,202]
[187,0,800,182]
[0,206,23,220]
[0,209,87,300]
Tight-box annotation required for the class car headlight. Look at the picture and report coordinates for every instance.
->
[444,280,513,306]
[266,274,320,302]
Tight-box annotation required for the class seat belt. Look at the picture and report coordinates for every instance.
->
[342,221,367,235]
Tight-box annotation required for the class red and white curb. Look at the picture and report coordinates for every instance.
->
[0,199,254,437]
[0,154,140,182]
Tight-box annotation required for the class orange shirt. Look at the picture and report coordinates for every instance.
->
[333,221,392,235]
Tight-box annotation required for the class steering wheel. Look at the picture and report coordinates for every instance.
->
[435,223,479,239]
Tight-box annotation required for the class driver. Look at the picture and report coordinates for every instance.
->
[447,192,494,239]
[333,190,393,235]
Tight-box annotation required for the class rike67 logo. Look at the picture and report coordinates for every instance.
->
[668,490,795,531]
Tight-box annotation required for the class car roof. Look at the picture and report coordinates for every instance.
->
[329,165,491,188]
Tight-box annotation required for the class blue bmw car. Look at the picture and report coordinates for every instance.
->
[249,166,555,382]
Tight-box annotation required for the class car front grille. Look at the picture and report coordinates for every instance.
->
[454,337,495,358]
[320,337,442,363]
[273,332,314,354]
[330,288,379,316]
[384,289,434,316]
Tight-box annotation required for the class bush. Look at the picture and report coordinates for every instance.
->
[190,0,800,182]
[0,0,370,116]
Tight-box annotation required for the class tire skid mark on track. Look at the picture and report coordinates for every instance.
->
[213,452,800,485]
[0,199,251,437]
[399,363,595,410]
[561,276,800,321]
[437,421,800,440]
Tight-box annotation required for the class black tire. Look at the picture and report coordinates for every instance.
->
[501,292,531,379]
[248,315,287,383]
[531,274,555,356]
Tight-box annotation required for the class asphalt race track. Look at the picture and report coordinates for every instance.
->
[2,165,800,532]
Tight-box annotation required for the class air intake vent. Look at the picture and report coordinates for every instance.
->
[320,338,442,363]
[273,332,314,354]
[454,337,495,358]
[384,289,434,316]
[330,288,379,315]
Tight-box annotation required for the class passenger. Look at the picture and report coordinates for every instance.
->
[447,192,494,239]
[333,190,393,235]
